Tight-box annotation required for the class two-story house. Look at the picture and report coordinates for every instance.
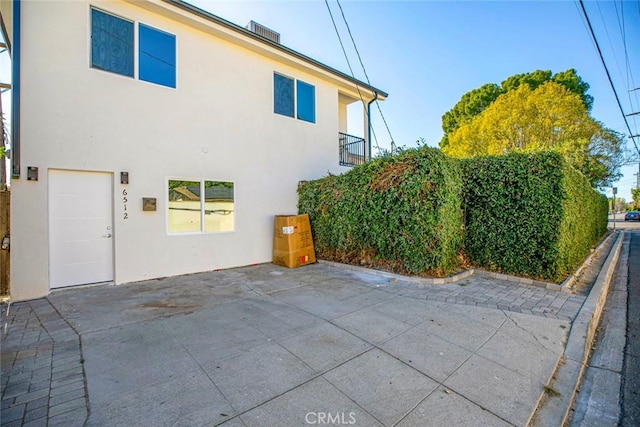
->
[0,0,387,301]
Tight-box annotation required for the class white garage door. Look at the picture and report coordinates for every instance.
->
[49,170,114,289]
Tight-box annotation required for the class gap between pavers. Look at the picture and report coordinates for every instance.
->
[531,230,625,426]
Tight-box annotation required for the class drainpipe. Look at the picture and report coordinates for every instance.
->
[11,0,21,178]
[367,92,377,161]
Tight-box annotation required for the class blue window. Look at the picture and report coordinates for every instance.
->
[273,74,316,123]
[139,24,176,88]
[274,74,294,117]
[91,8,134,77]
[296,80,315,123]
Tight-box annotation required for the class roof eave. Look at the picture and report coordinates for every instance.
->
[161,0,388,99]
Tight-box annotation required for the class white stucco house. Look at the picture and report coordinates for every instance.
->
[0,0,387,301]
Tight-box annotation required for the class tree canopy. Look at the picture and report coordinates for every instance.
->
[442,82,626,188]
[632,188,640,205]
[440,69,593,148]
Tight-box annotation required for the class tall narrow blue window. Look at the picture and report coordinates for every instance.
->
[91,8,134,77]
[296,80,315,123]
[139,24,176,88]
[274,74,294,117]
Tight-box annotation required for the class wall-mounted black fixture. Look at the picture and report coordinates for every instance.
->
[120,172,129,184]
[27,166,38,181]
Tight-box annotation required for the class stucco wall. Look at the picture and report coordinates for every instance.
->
[10,0,357,300]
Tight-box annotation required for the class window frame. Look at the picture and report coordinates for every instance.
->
[273,73,295,118]
[166,178,236,235]
[90,7,135,79]
[138,23,177,88]
[89,6,177,89]
[296,80,316,123]
[273,72,316,124]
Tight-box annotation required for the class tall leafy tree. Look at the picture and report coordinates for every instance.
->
[501,69,553,93]
[632,188,640,205]
[440,68,593,147]
[440,83,503,148]
[442,82,626,188]
[551,69,593,111]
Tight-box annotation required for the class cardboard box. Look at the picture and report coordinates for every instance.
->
[272,214,317,268]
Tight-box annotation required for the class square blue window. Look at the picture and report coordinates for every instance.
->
[139,24,176,88]
[91,8,134,77]
[274,74,294,117]
[296,80,315,123]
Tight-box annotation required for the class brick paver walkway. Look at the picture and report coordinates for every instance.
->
[356,274,587,321]
[1,300,88,427]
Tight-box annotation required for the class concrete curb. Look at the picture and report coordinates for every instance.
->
[319,261,561,290]
[317,260,476,285]
[559,231,618,294]
[531,230,625,426]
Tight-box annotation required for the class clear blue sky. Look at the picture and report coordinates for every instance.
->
[193,0,640,202]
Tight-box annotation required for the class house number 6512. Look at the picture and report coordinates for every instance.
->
[122,189,129,219]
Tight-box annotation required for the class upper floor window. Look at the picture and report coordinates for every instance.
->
[91,8,134,78]
[139,24,176,88]
[274,74,294,117]
[90,7,176,89]
[273,73,315,123]
[296,80,315,123]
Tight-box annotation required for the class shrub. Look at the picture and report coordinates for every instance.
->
[298,147,464,276]
[461,152,608,281]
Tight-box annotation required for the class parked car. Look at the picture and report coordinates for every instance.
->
[625,211,640,221]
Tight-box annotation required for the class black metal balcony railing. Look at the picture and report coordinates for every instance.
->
[339,132,366,167]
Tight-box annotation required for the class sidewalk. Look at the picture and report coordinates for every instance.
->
[568,231,630,425]
[1,257,602,426]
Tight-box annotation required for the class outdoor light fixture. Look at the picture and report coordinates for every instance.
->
[27,167,38,181]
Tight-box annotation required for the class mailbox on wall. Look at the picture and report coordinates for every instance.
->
[142,198,156,212]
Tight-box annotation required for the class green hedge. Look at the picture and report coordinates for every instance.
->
[299,150,607,282]
[298,147,464,276]
[461,152,608,281]
[556,163,609,277]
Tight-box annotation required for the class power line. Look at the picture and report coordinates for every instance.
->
[323,0,380,153]
[615,0,640,137]
[596,1,625,88]
[578,0,640,155]
[334,0,395,149]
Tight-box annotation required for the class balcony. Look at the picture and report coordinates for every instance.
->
[339,132,366,167]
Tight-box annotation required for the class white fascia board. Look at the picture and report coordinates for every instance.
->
[124,0,387,102]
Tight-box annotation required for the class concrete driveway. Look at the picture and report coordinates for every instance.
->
[3,263,577,426]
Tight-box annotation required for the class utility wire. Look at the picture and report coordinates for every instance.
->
[596,1,625,92]
[595,1,639,138]
[614,0,640,136]
[578,0,640,155]
[323,0,381,154]
[334,0,395,150]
